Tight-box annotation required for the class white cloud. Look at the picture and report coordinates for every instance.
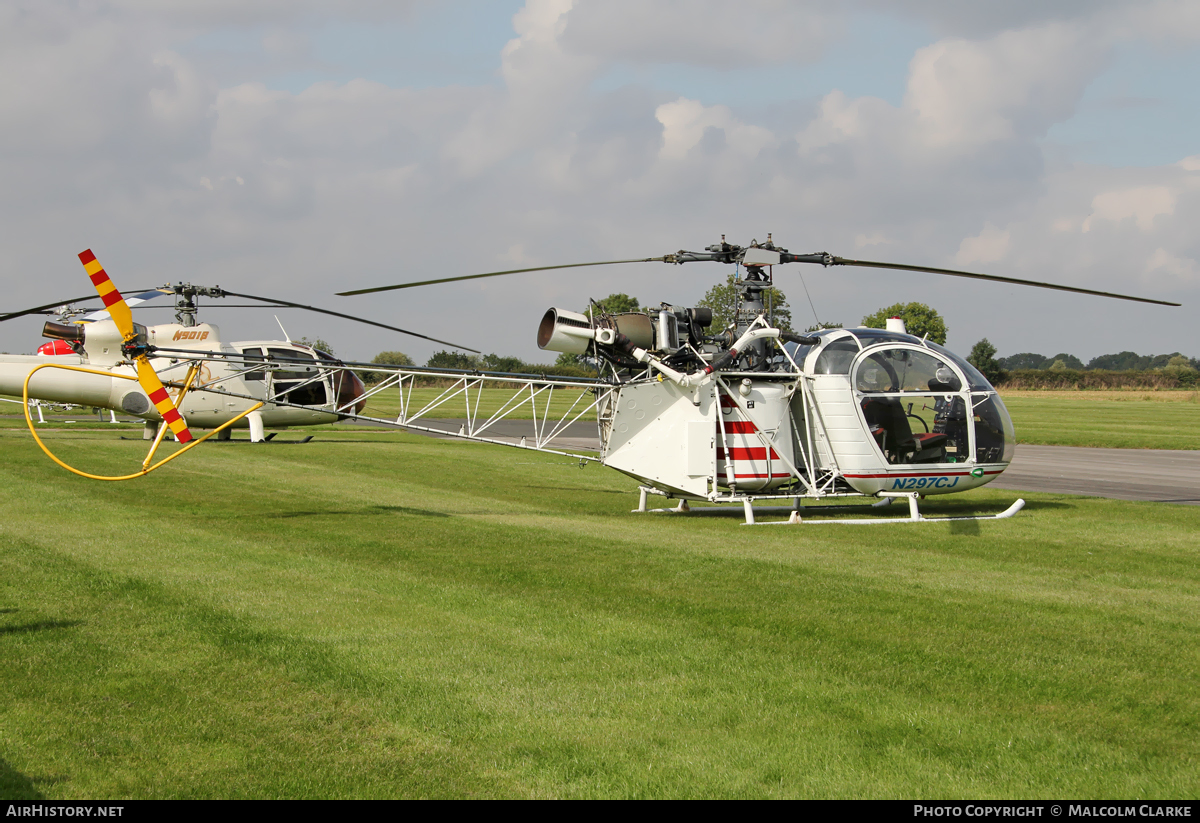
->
[656,98,774,161]
[794,90,892,153]
[1144,247,1199,284]
[955,224,1011,266]
[904,23,1109,149]
[1082,186,1176,232]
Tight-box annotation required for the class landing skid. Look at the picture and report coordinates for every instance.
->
[632,487,1025,525]
[125,434,318,444]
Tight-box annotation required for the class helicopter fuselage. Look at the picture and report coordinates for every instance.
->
[0,320,365,434]
[595,328,1014,503]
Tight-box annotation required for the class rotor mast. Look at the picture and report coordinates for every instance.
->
[171,283,226,327]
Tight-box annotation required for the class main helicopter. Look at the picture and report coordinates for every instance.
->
[0,250,480,450]
[334,234,1181,524]
[3,239,1180,522]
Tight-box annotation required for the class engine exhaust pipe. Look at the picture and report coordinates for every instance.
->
[42,321,85,342]
[537,308,617,354]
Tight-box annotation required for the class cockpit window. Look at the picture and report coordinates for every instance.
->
[855,348,962,394]
[266,348,327,406]
[813,337,861,375]
[922,341,993,391]
[240,347,265,382]
[267,348,318,379]
[782,340,815,370]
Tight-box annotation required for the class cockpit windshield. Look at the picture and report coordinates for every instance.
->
[852,344,1013,467]
[813,337,861,375]
[922,341,993,391]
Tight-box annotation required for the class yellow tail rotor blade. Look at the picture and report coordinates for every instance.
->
[136,358,193,443]
[78,249,135,338]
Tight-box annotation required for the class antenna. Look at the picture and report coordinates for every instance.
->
[275,315,291,341]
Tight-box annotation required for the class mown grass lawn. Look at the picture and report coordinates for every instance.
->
[1,427,1196,799]
[999,391,1200,450]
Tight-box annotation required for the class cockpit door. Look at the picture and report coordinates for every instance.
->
[265,348,331,407]
[851,345,972,467]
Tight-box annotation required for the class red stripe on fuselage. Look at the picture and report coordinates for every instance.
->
[717,446,780,460]
[843,469,1004,479]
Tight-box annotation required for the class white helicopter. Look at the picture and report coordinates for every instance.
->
[0,250,478,458]
[335,234,1181,524]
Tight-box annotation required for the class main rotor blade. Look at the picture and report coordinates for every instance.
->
[1,287,163,323]
[336,257,671,296]
[815,256,1181,307]
[221,291,481,353]
[81,288,173,323]
[0,296,98,323]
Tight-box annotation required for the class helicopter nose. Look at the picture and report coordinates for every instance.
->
[335,366,367,415]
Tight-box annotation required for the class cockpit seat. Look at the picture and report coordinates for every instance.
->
[863,398,948,464]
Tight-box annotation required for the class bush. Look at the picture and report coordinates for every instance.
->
[996,369,1190,390]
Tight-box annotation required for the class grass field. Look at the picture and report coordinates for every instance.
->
[1,427,1197,799]
[998,391,1200,450]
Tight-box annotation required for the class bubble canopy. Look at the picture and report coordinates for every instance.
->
[795,329,1016,468]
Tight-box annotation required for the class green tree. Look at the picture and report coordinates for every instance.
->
[591,293,642,314]
[967,338,1007,385]
[804,321,843,333]
[357,350,415,384]
[1162,354,1198,382]
[479,353,525,372]
[696,274,792,332]
[1046,352,1085,370]
[860,303,947,344]
[998,352,1048,370]
[426,350,479,370]
[372,351,414,367]
[1087,351,1148,371]
[295,336,335,356]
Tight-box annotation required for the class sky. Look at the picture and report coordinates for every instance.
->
[1,0,1198,364]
